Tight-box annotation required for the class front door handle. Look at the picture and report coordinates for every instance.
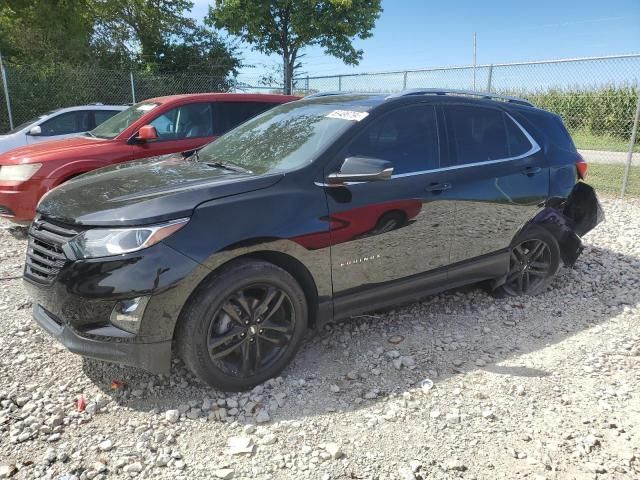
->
[522,166,542,176]
[425,182,452,192]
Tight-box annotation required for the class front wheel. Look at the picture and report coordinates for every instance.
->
[496,227,561,297]
[176,259,308,391]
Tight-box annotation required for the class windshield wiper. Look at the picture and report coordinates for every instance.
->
[84,131,96,138]
[205,161,253,174]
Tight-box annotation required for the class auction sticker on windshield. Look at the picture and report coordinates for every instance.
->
[137,104,157,112]
[325,110,369,121]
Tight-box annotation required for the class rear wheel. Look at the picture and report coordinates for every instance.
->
[176,260,307,391]
[496,227,561,297]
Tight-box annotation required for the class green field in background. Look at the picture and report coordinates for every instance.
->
[587,163,640,196]
[572,128,640,153]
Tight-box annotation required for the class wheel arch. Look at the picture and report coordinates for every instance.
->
[242,251,320,329]
[514,207,583,267]
[48,159,109,187]
[173,249,322,340]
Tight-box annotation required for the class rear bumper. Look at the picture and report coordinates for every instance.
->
[534,182,604,267]
[563,181,605,237]
[32,304,172,374]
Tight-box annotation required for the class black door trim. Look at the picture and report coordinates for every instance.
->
[330,248,509,322]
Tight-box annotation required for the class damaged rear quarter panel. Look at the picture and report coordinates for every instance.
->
[529,182,604,267]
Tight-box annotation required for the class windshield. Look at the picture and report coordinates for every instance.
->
[90,102,159,139]
[196,102,364,175]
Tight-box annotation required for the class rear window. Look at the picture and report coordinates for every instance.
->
[213,102,280,136]
[443,105,532,167]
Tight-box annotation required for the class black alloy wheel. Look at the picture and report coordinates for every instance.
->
[176,259,307,391]
[502,239,552,296]
[207,284,296,378]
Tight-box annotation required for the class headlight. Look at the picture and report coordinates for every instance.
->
[0,163,42,181]
[68,218,189,259]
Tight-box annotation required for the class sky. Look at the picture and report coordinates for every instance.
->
[190,0,640,82]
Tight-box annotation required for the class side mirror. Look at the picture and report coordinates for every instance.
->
[326,156,394,185]
[28,126,42,136]
[137,125,159,142]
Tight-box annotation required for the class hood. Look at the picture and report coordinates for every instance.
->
[0,135,109,164]
[37,156,284,226]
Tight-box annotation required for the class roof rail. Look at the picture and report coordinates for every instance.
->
[303,91,345,99]
[387,88,533,107]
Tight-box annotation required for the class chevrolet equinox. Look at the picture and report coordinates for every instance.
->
[24,89,603,391]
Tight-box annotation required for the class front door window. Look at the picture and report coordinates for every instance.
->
[325,104,454,297]
[149,103,214,140]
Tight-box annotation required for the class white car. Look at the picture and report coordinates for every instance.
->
[0,104,127,154]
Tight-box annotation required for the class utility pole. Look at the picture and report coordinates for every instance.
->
[0,50,13,130]
[621,92,640,198]
[473,32,477,91]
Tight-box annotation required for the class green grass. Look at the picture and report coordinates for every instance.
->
[587,163,640,196]
[571,128,639,153]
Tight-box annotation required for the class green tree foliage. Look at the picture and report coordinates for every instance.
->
[207,0,383,94]
[0,0,95,64]
[92,0,193,68]
[0,0,240,76]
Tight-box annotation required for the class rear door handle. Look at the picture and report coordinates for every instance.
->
[522,166,542,176]
[425,182,452,192]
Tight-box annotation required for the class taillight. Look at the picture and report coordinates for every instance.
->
[576,157,588,180]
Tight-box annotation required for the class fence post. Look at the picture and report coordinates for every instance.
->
[338,75,342,91]
[403,71,408,90]
[0,51,14,131]
[486,64,494,92]
[305,76,309,94]
[130,71,136,103]
[621,90,640,198]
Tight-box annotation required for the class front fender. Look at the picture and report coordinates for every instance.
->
[47,159,112,187]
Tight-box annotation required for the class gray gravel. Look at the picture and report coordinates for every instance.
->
[0,197,639,480]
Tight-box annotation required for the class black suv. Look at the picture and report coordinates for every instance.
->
[24,89,603,391]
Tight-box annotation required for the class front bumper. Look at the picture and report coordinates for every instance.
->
[33,304,172,373]
[0,181,41,223]
[25,239,212,374]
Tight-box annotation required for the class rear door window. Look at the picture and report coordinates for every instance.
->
[213,102,279,136]
[443,105,531,167]
[39,111,91,136]
[347,104,440,175]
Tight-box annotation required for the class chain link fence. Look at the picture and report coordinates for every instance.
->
[1,55,639,196]
[0,63,280,133]
[294,54,640,197]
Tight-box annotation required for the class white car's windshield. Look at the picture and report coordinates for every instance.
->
[90,102,159,139]
[197,102,366,175]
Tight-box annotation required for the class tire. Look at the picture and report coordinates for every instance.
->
[176,259,308,391]
[494,225,561,297]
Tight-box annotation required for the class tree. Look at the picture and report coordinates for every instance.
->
[154,27,241,76]
[207,0,382,94]
[0,0,95,65]
[92,0,197,67]
[92,0,241,77]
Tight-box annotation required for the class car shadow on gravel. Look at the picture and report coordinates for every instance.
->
[80,243,640,422]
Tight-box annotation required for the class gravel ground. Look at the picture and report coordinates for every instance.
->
[0,197,639,480]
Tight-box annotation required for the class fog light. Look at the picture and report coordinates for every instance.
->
[110,296,150,334]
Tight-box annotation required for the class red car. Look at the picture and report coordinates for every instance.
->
[0,93,298,223]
